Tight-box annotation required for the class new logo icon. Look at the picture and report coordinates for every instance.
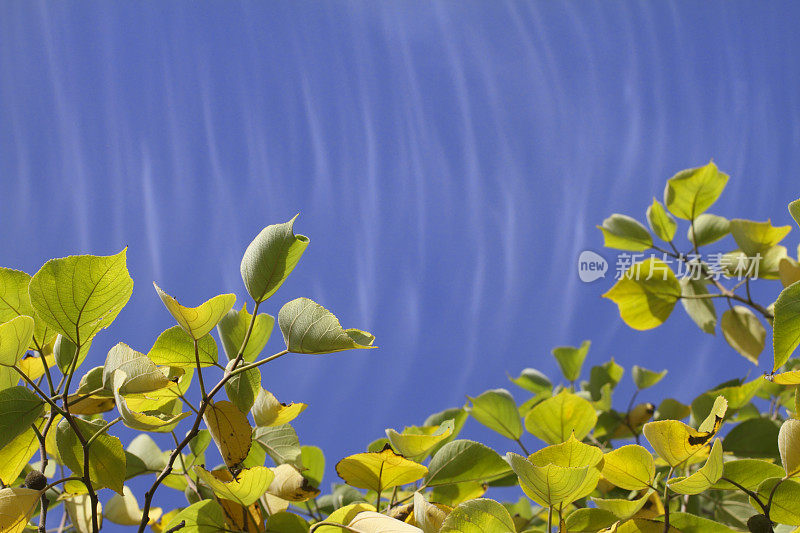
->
[578,251,608,282]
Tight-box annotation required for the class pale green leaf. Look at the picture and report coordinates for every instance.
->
[721,306,765,365]
[679,278,717,334]
[646,199,677,242]
[688,213,730,247]
[217,303,274,362]
[153,283,235,340]
[631,365,667,389]
[29,249,133,347]
[465,389,522,440]
[164,500,228,533]
[603,258,681,330]
[278,298,375,354]
[0,316,33,367]
[105,486,161,525]
[524,390,597,444]
[148,326,217,368]
[439,498,515,533]
[774,281,800,372]
[779,419,800,477]
[552,340,590,382]
[729,219,792,256]
[663,161,729,220]
[668,438,723,494]
[224,360,261,413]
[253,423,303,468]
[598,214,653,251]
[425,440,511,486]
[56,416,126,493]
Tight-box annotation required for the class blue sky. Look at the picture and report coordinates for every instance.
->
[2,0,800,519]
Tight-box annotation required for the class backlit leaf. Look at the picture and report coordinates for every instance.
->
[336,446,427,493]
[711,459,785,491]
[267,463,320,502]
[217,303,274,362]
[29,249,133,347]
[524,390,597,444]
[426,440,512,486]
[164,500,228,533]
[105,486,161,525]
[598,214,653,251]
[631,365,667,390]
[148,326,218,368]
[153,283,235,340]
[438,499,515,533]
[528,434,603,469]
[565,508,618,532]
[679,278,717,334]
[668,438,723,494]
[508,368,552,394]
[195,465,274,506]
[56,416,126,493]
[729,219,792,257]
[0,386,45,450]
[600,445,655,490]
[592,490,653,520]
[552,340,590,382]
[203,400,252,469]
[0,267,54,348]
[603,258,681,330]
[0,316,34,367]
[278,298,375,354]
[752,478,800,526]
[642,420,717,468]
[646,199,677,242]
[774,281,800,372]
[253,423,303,468]
[347,511,422,532]
[386,420,454,461]
[241,216,310,303]
[687,213,730,247]
[663,161,728,220]
[103,342,174,394]
[0,487,43,533]
[465,389,522,440]
[506,452,599,507]
[721,306,765,364]
[779,419,800,477]
[252,389,307,427]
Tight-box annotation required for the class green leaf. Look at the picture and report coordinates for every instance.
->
[266,512,310,533]
[654,398,691,421]
[721,306,765,365]
[729,219,792,256]
[506,452,599,507]
[165,500,228,533]
[439,498,515,533]
[631,365,667,389]
[753,478,800,526]
[278,298,375,354]
[646,199,677,242]
[667,512,739,533]
[112,372,189,433]
[54,334,89,373]
[29,249,133,347]
[224,360,261,413]
[56,416,126,493]
[0,420,41,485]
[688,213,730,247]
[711,459,785,491]
[465,389,522,440]
[241,215,310,303]
[217,303,274,362]
[723,417,780,459]
[600,444,655,490]
[774,281,800,372]
[194,465,274,506]
[598,214,653,251]
[0,316,34,367]
[336,446,427,493]
[779,419,800,477]
[0,386,45,450]
[508,368,551,394]
[426,440,511,486]
[790,198,800,229]
[565,508,618,532]
[668,438,723,494]
[0,267,55,349]
[663,161,729,220]
[148,326,217,368]
[524,390,597,445]
[592,490,653,520]
[153,283,235,340]
[423,408,468,457]
[602,258,681,330]
[679,278,717,334]
[301,445,325,487]
[551,340,590,382]
[253,423,303,468]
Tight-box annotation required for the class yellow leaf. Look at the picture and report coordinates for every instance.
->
[63,494,101,533]
[524,390,597,444]
[0,487,42,533]
[252,389,307,427]
[506,452,599,507]
[336,446,428,493]
[642,420,719,468]
[386,421,455,461]
[194,465,274,506]
[592,490,654,521]
[153,283,236,340]
[0,425,39,485]
[105,486,162,525]
[0,316,34,367]
[602,258,681,331]
[17,353,56,382]
[347,511,423,532]
[203,400,252,469]
[528,434,603,468]
[600,445,655,491]
[668,439,723,494]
